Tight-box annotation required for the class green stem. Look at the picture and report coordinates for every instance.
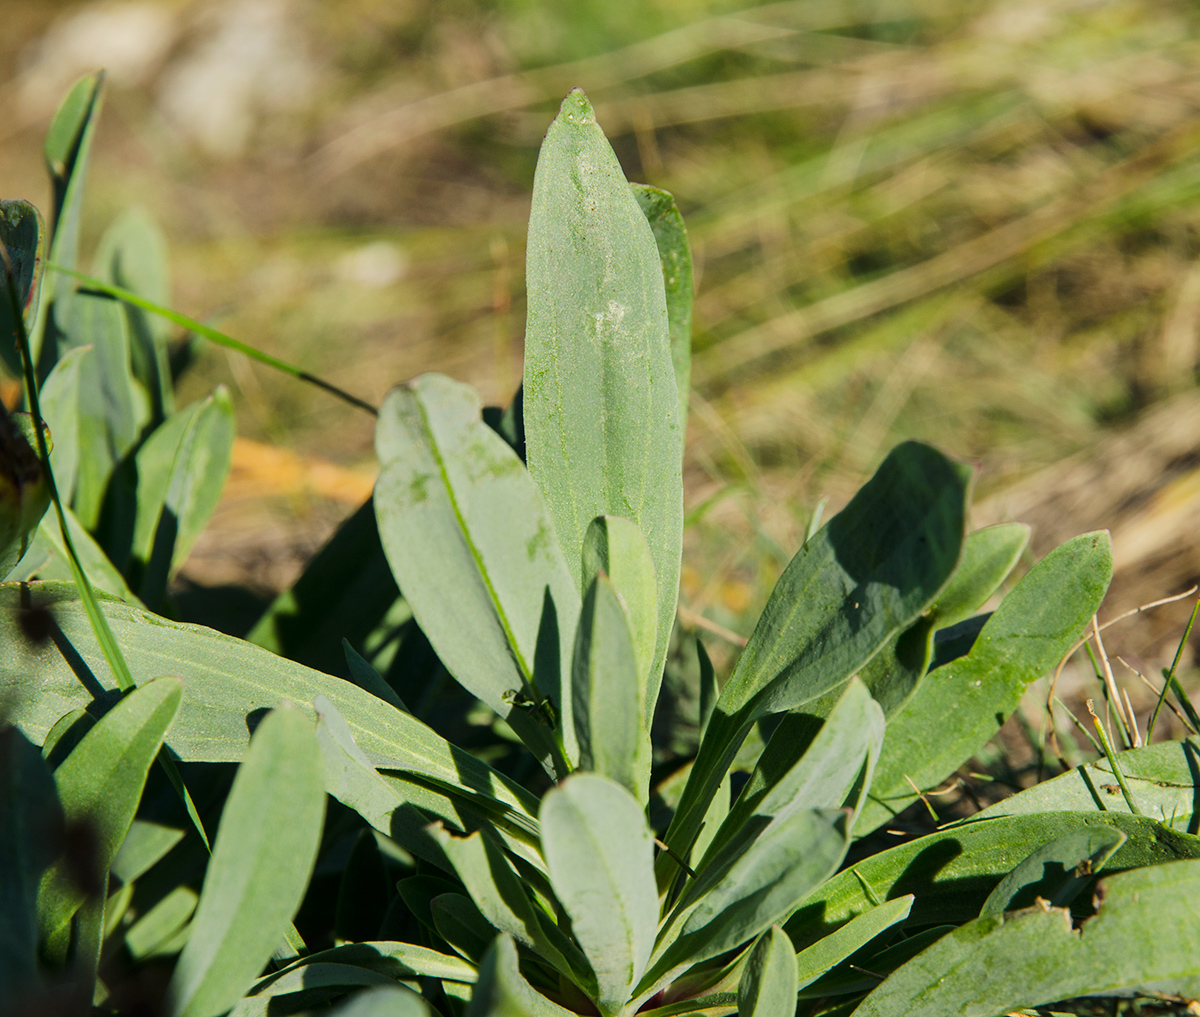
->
[1086,699,1142,816]
[48,264,379,417]
[1149,595,1200,740]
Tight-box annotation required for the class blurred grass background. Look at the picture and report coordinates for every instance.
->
[3,0,1200,690]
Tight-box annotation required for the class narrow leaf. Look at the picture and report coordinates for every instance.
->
[737,926,798,1017]
[466,934,578,1017]
[794,895,913,991]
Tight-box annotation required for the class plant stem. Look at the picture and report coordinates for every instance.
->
[1086,699,1142,816]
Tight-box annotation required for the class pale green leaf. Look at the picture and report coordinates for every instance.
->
[330,986,432,1017]
[794,895,913,991]
[737,926,798,1017]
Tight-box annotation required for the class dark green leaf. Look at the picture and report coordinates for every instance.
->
[432,893,497,963]
[465,934,577,1017]
[330,986,432,1017]
[0,199,46,377]
[793,895,912,992]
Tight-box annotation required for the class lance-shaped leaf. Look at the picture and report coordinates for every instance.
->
[375,374,580,775]
[524,89,683,712]
[541,774,658,1014]
[166,705,326,1017]
[129,387,234,606]
[28,501,142,605]
[737,926,798,1017]
[784,811,1200,952]
[35,344,90,507]
[701,678,883,870]
[794,895,913,992]
[0,199,46,376]
[329,986,431,1017]
[641,809,850,999]
[0,725,63,993]
[466,934,579,1017]
[432,893,496,963]
[1,583,540,827]
[979,825,1126,917]
[631,184,692,426]
[854,860,1200,1016]
[572,575,651,800]
[975,738,1200,826]
[660,442,971,880]
[0,406,50,578]
[857,531,1113,835]
[259,940,476,989]
[582,515,657,707]
[434,826,596,993]
[38,676,182,959]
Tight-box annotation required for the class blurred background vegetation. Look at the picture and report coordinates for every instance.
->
[3,0,1200,703]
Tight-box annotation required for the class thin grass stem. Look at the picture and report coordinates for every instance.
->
[1086,699,1142,816]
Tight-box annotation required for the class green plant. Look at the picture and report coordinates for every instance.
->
[3,79,1200,1017]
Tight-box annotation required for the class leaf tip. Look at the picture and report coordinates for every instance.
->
[558,88,596,126]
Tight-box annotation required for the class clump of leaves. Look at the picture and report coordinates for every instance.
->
[3,80,1200,1017]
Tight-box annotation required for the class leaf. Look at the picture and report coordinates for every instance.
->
[858,531,1114,834]
[523,89,683,711]
[125,884,198,959]
[631,184,693,426]
[641,809,850,998]
[784,811,1200,952]
[793,895,913,991]
[1,582,540,824]
[128,388,234,605]
[0,199,46,377]
[166,704,326,1017]
[572,575,651,801]
[581,515,658,707]
[228,964,398,1017]
[660,442,972,878]
[433,893,498,963]
[465,934,579,1017]
[374,373,580,775]
[0,725,63,992]
[541,774,658,1013]
[853,860,1200,1016]
[36,344,91,506]
[737,926,798,1017]
[247,497,404,678]
[434,825,593,991]
[31,502,142,605]
[329,986,432,1017]
[259,940,475,992]
[975,738,1200,828]
[0,405,50,577]
[979,825,1126,916]
[37,676,181,959]
[702,678,883,870]
[928,522,1029,630]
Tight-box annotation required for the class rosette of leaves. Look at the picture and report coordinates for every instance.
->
[5,87,1200,1017]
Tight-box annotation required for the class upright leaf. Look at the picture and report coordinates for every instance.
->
[0,199,46,377]
[737,926,799,1017]
[166,705,325,1017]
[524,89,683,710]
[36,344,90,506]
[660,442,971,879]
[466,934,578,1017]
[541,774,658,1014]
[858,532,1113,834]
[38,676,182,958]
[375,374,580,775]
[572,575,651,800]
[631,184,693,426]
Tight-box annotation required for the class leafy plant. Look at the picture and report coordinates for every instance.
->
[3,77,1200,1017]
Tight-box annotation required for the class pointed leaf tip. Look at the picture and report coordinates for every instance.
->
[559,88,596,124]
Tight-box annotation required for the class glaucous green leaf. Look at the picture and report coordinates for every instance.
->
[35,344,90,507]
[973,738,1200,828]
[784,811,1200,952]
[227,965,396,1017]
[1,583,539,826]
[166,705,326,1017]
[0,725,63,992]
[581,515,658,707]
[129,387,234,606]
[0,199,46,377]
[329,986,432,1017]
[572,575,651,800]
[125,884,198,960]
[375,373,580,776]
[38,676,182,959]
[660,442,972,880]
[523,89,683,712]
[979,825,1126,916]
[466,934,579,1017]
[858,531,1113,834]
[854,860,1200,1016]
[793,895,912,992]
[737,926,798,1017]
[432,892,497,963]
[631,184,692,426]
[541,774,658,1013]
[260,940,475,989]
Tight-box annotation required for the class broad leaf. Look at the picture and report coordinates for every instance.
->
[858,531,1113,834]
[541,774,658,1013]
[38,676,181,959]
[329,986,432,1017]
[375,374,579,775]
[572,575,651,800]
[166,705,325,1017]
[524,89,683,711]
[979,825,1126,916]
[661,442,972,879]
[854,860,1200,1016]
[631,184,693,426]
[737,926,798,1017]
[928,522,1029,630]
